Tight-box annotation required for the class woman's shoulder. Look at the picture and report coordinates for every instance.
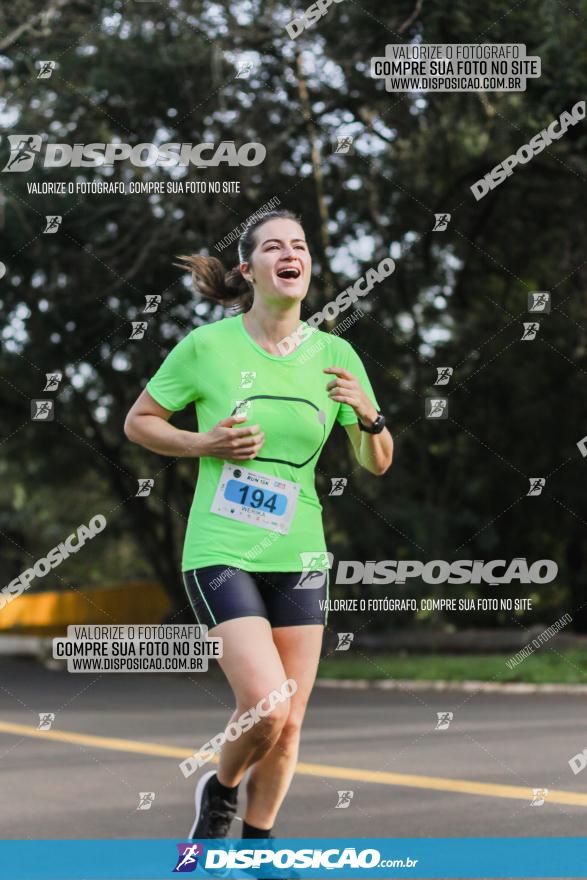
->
[184,314,241,342]
[308,325,356,356]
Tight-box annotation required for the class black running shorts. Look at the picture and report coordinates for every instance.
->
[182,566,329,629]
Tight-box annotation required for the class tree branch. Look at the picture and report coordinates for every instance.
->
[0,0,75,51]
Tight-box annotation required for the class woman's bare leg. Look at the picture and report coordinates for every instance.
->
[243,624,324,828]
[211,617,293,787]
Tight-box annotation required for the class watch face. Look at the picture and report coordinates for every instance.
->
[360,413,385,432]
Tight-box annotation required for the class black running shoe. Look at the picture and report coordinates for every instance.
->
[189,770,238,839]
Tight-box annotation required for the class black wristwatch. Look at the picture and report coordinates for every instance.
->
[358,410,386,434]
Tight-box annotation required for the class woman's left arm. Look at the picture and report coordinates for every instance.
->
[324,366,394,476]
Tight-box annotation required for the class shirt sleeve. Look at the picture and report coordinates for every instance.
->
[336,341,380,426]
[145,331,200,411]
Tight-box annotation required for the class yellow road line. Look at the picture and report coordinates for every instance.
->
[1,720,585,807]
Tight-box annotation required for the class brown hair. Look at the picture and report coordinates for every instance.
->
[174,209,303,313]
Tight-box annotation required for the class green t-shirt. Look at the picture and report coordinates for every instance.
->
[145,313,379,572]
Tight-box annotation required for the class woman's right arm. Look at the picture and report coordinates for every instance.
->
[124,389,205,457]
[124,390,265,460]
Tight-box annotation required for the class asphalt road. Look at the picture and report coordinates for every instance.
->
[1,657,587,878]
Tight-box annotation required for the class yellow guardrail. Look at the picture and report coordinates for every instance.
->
[0,581,172,635]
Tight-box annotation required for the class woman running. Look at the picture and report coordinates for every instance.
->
[124,209,393,841]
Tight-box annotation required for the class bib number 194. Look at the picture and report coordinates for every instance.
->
[210,463,300,535]
[227,480,286,515]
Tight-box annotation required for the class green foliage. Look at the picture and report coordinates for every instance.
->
[318,650,587,684]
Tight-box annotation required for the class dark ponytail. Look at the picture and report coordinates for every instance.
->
[174,209,302,314]
[173,254,253,311]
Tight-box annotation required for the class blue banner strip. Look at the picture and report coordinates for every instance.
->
[2,838,587,879]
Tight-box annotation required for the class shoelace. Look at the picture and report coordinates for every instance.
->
[207,798,237,834]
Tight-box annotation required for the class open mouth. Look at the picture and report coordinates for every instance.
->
[276,267,301,279]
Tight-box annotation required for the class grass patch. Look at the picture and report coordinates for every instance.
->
[318,650,587,684]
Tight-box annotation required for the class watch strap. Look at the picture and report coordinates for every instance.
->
[358,411,386,434]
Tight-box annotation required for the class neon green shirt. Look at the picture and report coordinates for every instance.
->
[145,313,379,572]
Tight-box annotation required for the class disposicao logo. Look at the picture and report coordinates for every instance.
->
[173,843,203,873]
[2,135,266,171]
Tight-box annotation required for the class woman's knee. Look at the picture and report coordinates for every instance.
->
[278,709,305,746]
[245,698,289,747]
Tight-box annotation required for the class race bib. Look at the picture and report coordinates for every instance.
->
[210,463,301,535]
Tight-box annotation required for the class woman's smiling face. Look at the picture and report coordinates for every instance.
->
[241,217,312,304]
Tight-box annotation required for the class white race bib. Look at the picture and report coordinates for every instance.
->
[210,463,301,535]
